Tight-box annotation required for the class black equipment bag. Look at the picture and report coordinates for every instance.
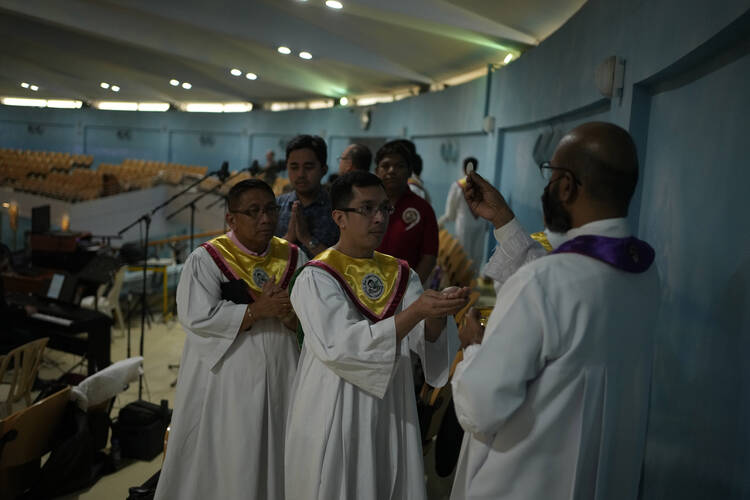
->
[112,400,171,461]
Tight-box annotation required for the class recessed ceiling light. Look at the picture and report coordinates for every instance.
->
[339,97,349,106]
[1,97,46,107]
[325,0,343,9]
[230,68,242,76]
[170,79,180,86]
[182,82,192,89]
[29,85,39,91]
[21,82,29,88]
[96,101,138,111]
[245,72,258,80]
[503,53,514,64]
[111,85,120,92]
[138,102,170,112]
[299,51,312,60]
[47,100,83,109]
[100,82,110,89]
[277,46,291,55]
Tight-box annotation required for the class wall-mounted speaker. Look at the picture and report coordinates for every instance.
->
[595,56,626,98]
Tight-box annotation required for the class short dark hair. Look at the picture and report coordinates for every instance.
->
[413,154,423,176]
[388,139,416,168]
[330,171,384,210]
[227,179,275,210]
[348,144,372,172]
[286,135,327,167]
[463,157,478,172]
[375,141,413,172]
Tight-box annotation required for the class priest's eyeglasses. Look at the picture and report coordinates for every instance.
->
[337,203,395,218]
[539,161,582,185]
[231,204,281,218]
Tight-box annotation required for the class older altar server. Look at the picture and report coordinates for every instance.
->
[285,171,469,500]
[155,179,304,500]
[450,122,660,500]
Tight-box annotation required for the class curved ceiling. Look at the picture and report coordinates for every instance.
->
[0,0,586,106]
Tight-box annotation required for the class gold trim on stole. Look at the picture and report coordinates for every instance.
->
[204,235,295,292]
[309,248,408,320]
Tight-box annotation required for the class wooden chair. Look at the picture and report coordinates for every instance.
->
[0,338,49,418]
[0,386,71,497]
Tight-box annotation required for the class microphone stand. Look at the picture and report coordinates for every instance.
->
[116,163,229,400]
[165,184,224,251]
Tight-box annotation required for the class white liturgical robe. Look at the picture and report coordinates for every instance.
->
[439,180,487,271]
[155,242,305,500]
[285,266,459,500]
[451,217,660,500]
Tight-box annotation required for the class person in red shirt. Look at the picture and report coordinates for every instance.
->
[375,140,438,284]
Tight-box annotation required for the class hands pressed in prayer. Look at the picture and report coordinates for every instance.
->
[292,201,312,243]
[459,307,485,349]
[246,277,293,330]
[461,171,515,229]
[284,202,299,243]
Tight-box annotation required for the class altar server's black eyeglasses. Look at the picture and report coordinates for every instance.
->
[337,203,395,218]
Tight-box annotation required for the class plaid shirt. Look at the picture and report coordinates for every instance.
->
[275,188,339,257]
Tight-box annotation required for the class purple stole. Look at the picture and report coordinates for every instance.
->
[551,235,655,273]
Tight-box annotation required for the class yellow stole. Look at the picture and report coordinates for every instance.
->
[201,234,299,300]
[307,248,409,322]
[530,232,553,252]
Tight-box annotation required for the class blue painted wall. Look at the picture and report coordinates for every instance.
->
[1,1,749,497]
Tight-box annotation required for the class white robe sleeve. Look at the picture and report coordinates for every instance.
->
[451,269,562,437]
[176,247,247,370]
[291,266,399,399]
[438,182,461,226]
[403,271,458,388]
[484,217,547,289]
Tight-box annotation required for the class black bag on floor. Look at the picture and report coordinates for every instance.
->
[112,400,171,461]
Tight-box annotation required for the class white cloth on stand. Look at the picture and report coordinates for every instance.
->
[284,267,457,500]
[70,356,142,411]
[155,245,304,500]
[451,217,660,500]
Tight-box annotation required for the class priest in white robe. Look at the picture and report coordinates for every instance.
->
[284,171,469,500]
[438,157,488,272]
[155,179,305,500]
[450,122,660,500]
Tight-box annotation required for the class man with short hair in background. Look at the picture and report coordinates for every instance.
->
[374,141,439,284]
[276,134,339,257]
[337,143,372,174]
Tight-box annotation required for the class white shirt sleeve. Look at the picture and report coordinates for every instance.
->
[451,269,563,437]
[176,248,248,370]
[290,266,399,399]
[484,217,547,289]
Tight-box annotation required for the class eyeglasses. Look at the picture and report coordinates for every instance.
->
[337,156,351,162]
[337,203,395,218]
[231,204,280,218]
[539,161,582,186]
